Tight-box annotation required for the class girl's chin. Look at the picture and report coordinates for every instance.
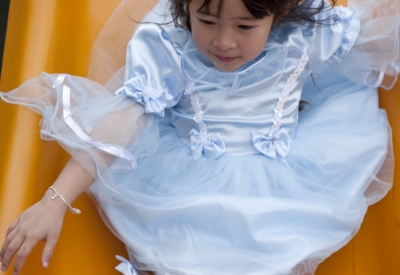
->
[212,60,243,72]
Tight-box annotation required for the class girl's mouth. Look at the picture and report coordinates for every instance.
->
[215,55,237,63]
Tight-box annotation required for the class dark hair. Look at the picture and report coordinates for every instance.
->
[170,0,337,31]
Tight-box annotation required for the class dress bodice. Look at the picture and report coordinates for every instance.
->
[170,25,311,157]
[116,1,361,159]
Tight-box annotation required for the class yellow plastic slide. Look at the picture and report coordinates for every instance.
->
[0,0,399,274]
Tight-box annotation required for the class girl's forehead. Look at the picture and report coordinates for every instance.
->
[192,0,253,18]
[194,0,225,14]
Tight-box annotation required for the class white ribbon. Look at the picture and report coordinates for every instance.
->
[374,61,400,88]
[115,256,139,275]
[44,73,137,170]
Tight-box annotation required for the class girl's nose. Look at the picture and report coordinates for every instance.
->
[213,31,237,50]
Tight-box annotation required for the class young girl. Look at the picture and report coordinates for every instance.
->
[0,0,399,274]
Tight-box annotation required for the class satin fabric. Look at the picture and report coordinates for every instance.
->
[252,128,292,158]
[95,62,390,275]
[115,25,185,117]
[0,0,399,274]
[115,256,138,275]
[117,2,360,158]
[173,3,359,157]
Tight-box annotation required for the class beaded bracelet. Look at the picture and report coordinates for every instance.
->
[48,186,81,214]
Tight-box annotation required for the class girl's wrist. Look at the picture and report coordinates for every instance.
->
[40,189,70,214]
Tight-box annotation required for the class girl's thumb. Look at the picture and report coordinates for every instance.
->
[42,237,58,268]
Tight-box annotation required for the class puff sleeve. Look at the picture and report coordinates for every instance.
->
[336,0,400,89]
[115,24,185,116]
[300,0,360,71]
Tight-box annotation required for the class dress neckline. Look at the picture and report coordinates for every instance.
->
[174,24,307,94]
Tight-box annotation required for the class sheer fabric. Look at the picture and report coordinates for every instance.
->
[0,0,398,274]
[338,0,400,89]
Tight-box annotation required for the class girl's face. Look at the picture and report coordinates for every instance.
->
[189,0,275,72]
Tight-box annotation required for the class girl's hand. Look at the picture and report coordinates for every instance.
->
[0,189,68,275]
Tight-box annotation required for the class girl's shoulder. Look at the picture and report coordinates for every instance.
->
[121,24,186,116]
[273,1,360,71]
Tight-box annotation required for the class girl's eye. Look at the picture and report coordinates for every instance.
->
[238,25,255,30]
[199,19,215,25]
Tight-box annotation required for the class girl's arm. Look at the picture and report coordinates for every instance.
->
[0,158,95,275]
[0,23,185,275]
[0,101,144,275]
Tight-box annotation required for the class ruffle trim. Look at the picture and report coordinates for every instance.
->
[115,74,167,116]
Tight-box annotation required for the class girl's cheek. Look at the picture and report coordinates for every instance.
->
[193,33,209,55]
[243,43,264,61]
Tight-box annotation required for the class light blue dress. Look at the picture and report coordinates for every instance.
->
[1,0,399,274]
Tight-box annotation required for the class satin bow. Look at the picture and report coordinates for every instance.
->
[252,127,291,158]
[115,256,139,275]
[190,129,225,160]
[115,74,167,116]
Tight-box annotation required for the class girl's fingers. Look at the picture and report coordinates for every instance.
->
[42,235,59,268]
[12,240,36,275]
[0,225,20,263]
[6,218,20,238]
[0,235,24,272]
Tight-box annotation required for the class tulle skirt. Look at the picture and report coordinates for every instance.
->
[101,93,391,275]
[0,64,393,275]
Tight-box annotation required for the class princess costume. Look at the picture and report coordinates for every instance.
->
[1,0,399,274]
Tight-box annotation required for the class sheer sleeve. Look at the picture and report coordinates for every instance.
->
[337,0,400,89]
[115,24,185,116]
[0,24,185,204]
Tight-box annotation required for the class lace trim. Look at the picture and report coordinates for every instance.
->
[185,81,226,160]
[185,82,208,137]
[270,44,309,136]
[185,45,308,159]
[142,86,161,101]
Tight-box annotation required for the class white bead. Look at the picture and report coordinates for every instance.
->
[270,45,308,133]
